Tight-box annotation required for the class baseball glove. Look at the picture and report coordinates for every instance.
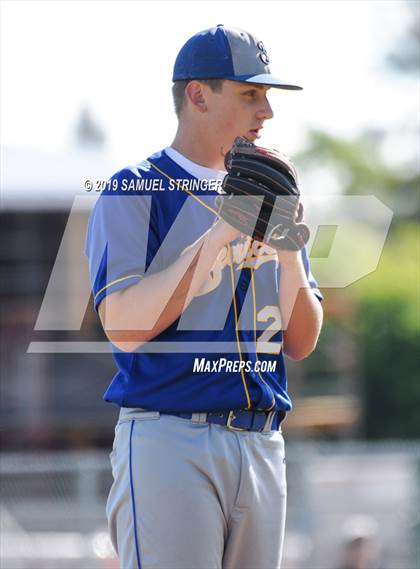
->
[215,137,310,250]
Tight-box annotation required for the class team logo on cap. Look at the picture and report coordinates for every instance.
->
[257,41,270,65]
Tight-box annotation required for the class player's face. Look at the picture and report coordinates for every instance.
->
[205,80,274,150]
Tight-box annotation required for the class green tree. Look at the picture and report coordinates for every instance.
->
[296,37,419,438]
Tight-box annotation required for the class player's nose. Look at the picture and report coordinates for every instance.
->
[257,96,274,121]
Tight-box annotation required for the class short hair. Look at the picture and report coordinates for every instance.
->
[172,79,224,118]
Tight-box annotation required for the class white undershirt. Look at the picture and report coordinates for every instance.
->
[164,146,226,182]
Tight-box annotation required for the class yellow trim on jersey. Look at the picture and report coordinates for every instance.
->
[250,267,276,411]
[228,243,251,410]
[94,274,143,302]
[147,160,220,218]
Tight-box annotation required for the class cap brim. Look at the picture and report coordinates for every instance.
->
[228,73,303,90]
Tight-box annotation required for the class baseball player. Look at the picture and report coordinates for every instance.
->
[85,25,323,569]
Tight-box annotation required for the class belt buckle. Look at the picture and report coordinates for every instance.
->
[226,411,246,432]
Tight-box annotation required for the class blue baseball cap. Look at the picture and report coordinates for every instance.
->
[173,24,302,90]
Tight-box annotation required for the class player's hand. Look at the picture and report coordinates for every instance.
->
[211,218,243,246]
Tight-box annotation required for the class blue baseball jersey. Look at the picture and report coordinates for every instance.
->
[85,149,322,413]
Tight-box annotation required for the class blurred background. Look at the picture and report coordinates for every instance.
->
[1,1,419,568]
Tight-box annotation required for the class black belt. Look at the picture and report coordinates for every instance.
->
[171,409,286,432]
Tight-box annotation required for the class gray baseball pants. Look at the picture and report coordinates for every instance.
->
[106,408,287,569]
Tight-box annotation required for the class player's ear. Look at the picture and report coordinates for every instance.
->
[185,81,208,113]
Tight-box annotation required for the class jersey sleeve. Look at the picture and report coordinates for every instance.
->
[84,168,161,311]
[300,246,323,301]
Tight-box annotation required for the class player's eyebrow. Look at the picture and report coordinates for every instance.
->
[240,84,270,92]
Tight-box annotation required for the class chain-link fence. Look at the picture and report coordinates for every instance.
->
[1,441,419,569]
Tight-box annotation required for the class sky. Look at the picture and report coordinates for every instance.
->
[1,0,418,170]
